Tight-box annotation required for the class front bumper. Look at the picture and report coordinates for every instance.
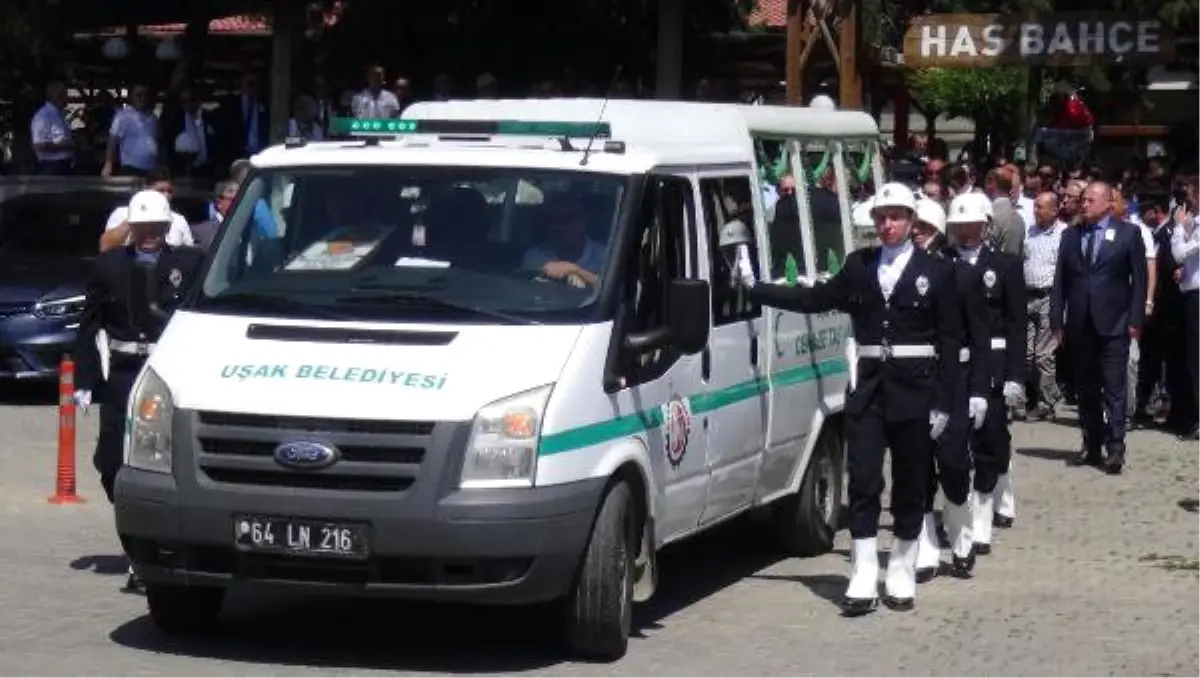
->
[0,307,78,380]
[115,410,604,604]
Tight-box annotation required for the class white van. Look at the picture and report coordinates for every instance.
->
[114,99,884,659]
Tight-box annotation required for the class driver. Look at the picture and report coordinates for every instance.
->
[522,197,605,287]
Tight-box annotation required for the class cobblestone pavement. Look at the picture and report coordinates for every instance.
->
[0,384,1196,676]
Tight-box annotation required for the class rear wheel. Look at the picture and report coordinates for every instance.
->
[146,583,225,634]
[773,424,845,556]
[563,481,636,661]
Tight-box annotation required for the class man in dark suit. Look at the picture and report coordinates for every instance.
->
[1050,181,1147,474]
[159,86,216,180]
[213,70,270,169]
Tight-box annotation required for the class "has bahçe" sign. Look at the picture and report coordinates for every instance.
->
[903,13,1176,68]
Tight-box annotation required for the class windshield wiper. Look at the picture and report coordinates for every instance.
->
[338,290,539,325]
[199,292,355,321]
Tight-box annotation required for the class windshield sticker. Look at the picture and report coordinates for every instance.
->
[394,256,451,268]
[283,225,394,271]
[220,363,448,389]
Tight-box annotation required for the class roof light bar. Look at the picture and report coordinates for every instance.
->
[328,117,611,139]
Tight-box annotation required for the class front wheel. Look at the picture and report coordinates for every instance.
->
[145,583,225,634]
[563,481,637,661]
[772,425,845,556]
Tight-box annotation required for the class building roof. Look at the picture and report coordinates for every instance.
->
[749,0,787,27]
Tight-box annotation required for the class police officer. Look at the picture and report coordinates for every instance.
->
[943,193,1025,556]
[913,196,986,582]
[73,189,205,591]
[740,183,962,614]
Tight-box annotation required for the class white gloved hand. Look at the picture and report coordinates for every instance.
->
[929,410,949,439]
[734,246,757,288]
[968,397,988,430]
[1002,381,1023,407]
[73,390,92,413]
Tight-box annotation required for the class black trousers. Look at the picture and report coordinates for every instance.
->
[1162,321,1196,430]
[1186,291,1200,426]
[846,407,930,541]
[94,364,141,503]
[971,390,1011,493]
[926,366,971,510]
[1135,321,1167,414]
[1072,329,1131,454]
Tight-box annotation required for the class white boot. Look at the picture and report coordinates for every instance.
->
[884,538,918,610]
[942,500,975,576]
[993,471,1015,527]
[843,537,880,615]
[972,491,995,555]
[915,512,941,583]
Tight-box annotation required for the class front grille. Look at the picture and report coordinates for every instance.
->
[194,410,434,493]
[0,303,30,320]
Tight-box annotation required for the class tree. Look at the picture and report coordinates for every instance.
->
[906,67,1030,159]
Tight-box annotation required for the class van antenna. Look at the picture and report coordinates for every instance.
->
[579,65,623,167]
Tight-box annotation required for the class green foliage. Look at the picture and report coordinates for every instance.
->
[907,67,1027,137]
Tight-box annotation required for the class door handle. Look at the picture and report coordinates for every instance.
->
[702,347,711,380]
[750,337,758,366]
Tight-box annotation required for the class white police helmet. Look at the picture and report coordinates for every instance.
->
[871,182,917,213]
[851,200,875,229]
[127,189,173,225]
[946,193,991,225]
[915,197,947,234]
[718,219,753,249]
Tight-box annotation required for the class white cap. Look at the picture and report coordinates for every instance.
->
[127,189,173,225]
[946,193,991,225]
[915,198,946,234]
[851,199,875,228]
[872,182,917,213]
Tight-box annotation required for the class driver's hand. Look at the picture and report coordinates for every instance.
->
[542,261,578,280]
[566,273,586,288]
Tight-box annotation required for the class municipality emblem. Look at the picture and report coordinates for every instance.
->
[168,268,182,288]
[915,274,930,296]
[983,269,996,288]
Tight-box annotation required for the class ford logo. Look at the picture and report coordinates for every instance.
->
[274,441,340,471]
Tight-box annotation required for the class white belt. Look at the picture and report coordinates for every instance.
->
[857,344,936,359]
[109,339,155,356]
[961,338,1007,362]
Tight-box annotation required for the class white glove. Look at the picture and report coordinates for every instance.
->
[968,397,988,430]
[73,390,92,413]
[734,245,757,288]
[1002,381,1023,407]
[929,410,949,440]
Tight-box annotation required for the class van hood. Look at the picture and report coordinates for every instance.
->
[150,311,583,421]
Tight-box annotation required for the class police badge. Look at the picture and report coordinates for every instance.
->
[168,268,183,288]
[915,274,930,296]
[983,269,997,288]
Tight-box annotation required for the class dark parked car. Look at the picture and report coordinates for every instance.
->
[0,177,208,381]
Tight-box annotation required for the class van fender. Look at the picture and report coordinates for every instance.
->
[783,391,845,496]
[584,435,659,523]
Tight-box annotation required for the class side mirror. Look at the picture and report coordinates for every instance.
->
[666,278,710,355]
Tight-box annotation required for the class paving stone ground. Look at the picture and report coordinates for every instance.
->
[0,382,1196,676]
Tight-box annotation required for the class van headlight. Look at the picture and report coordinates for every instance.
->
[34,294,86,317]
[125,367,174,474]
[460,385,551,489]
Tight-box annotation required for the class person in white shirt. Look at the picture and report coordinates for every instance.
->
[98,168,193,252]
[286,95,325,141]
[351,64,402,119]
[1022,192,1066,420]
[1170,196,1199,440]
[101,83,159,178]
[31,80,75,175]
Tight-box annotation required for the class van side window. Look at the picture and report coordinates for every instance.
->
[698,176,761,326]
[843,140,879,249]
[619,175,695,385]
[801,139,847,275]
[754,136,807,280]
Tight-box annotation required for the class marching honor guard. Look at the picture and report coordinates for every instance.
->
[73,189,206,591]
[943,193,1026,556]
[740,183,962,614]
[912,196,986,581]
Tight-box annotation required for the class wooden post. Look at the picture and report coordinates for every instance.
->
[893,85,910,152]
[785,0,805,105]
[837,0,861,110]
[1023,67,1042,166]
[268,0,296,143]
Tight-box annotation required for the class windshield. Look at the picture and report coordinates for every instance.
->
[194,166,629,324]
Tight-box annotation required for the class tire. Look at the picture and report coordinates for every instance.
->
[563,481,636,661]
[146,584,225,634]
[772,425,845,556]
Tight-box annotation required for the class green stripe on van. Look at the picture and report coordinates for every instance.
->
[538,357,848,456]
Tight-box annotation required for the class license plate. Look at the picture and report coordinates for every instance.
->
[234,515,368,559]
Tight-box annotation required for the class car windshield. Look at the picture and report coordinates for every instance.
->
[0,192,117,257]
[194,166,629,324]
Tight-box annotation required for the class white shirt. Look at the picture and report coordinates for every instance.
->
[1024,220,1065,289]
[351,88,402,118]
[31,102,73,161]
[287,118,325,141]
[1171,219,1200,293]
[956,244,982,266]
[174,110,209,166]
[877,240,914,299]
[105,205,194,247]
[109,106,159,170]
[1016,195,1036,228]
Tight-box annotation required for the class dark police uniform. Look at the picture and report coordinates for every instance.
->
[920,245,991,577]
[748,243,961,610]
[957,245,1025,554]
[74,245,205,502]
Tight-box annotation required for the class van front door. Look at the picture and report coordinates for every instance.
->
[695,173,768,525]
